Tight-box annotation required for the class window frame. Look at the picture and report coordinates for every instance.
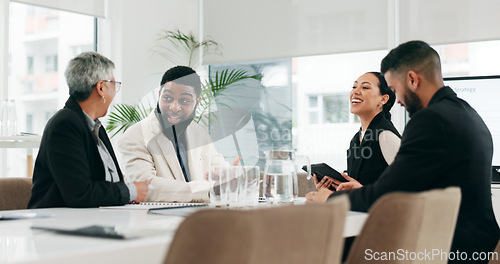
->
[307,93,358,126]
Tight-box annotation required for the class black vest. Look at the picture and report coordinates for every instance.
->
[346,112,401,185]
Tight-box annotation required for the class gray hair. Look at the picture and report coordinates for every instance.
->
[65,51,115,101]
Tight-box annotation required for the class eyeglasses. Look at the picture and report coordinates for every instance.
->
[101,80,121,92]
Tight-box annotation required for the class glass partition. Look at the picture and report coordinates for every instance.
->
[208,50,388,171]
[208,60,293,169]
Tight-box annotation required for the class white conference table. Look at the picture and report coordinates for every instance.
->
[0,202,368,264]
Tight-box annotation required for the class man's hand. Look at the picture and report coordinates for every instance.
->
[305,188,333,204]
[232,157,242,166]
[336,173,363,191]
[132,180,151,203]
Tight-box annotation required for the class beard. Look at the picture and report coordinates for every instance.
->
[404,85,423,117]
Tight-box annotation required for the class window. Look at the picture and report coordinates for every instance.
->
[72,45,94,57]
[1,3,96,178]
[211,50,387,170]
[9,3,95,134]
[433,40,500,78]
[206,41,500,171]
[27,56,34,74]
[293,50,390,167]
[307,94,354,125]
[308,96,318,107]
[308,96,319,124]
[45,54,58,72]
[45,111,56,122]
[323,94,349,123]
[208,59,293,169]
[26,114,33,133]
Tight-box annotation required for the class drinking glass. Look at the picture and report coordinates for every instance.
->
[1,100,17,136]
[1,100,8,136]
[242,166,260,207]
[208,166,228,207]
[8,100,17,136]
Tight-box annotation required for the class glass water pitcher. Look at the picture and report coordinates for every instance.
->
[263,150,310,204]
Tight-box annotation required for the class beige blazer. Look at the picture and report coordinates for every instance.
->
[118,111,227,202]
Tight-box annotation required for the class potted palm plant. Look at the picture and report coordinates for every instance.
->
[106,29,261,137]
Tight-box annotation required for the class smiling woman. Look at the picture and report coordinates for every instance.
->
[312,72,401,192]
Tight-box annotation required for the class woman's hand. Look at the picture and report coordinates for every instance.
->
[305,188,334,204]
[307,174,337,204]
[313,173,352,191]
[336,173,363,191]
[312,174,337,191]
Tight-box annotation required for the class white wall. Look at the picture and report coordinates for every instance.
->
[100,0,200,106]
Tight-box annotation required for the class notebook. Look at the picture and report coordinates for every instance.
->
[99,202,208,210]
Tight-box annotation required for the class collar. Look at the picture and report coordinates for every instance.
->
[358,111,386,135]
[428,86,456,106]
[64,96,96,131]
[82,110,101,132]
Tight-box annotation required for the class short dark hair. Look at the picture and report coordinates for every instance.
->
[368,72,395,120]
[160,66,202,97]
[381,40,441,79]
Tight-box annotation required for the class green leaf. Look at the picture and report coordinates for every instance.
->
[154,29,220,67]
[106,103,153,138]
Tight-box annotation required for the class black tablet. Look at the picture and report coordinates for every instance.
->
[302,163,348,183]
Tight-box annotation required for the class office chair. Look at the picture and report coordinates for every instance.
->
[489,240,500,264]
[0,177,32,210]
[164,195,349,264]
[345,187,461,264]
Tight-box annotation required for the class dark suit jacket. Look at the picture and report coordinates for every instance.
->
[28,97,129,208]
[332,87,500,259]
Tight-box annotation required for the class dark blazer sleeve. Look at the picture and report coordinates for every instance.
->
[332,110,449,212]
[44,113,129,207]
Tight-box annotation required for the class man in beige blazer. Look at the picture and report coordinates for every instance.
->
[118,66,228,202]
